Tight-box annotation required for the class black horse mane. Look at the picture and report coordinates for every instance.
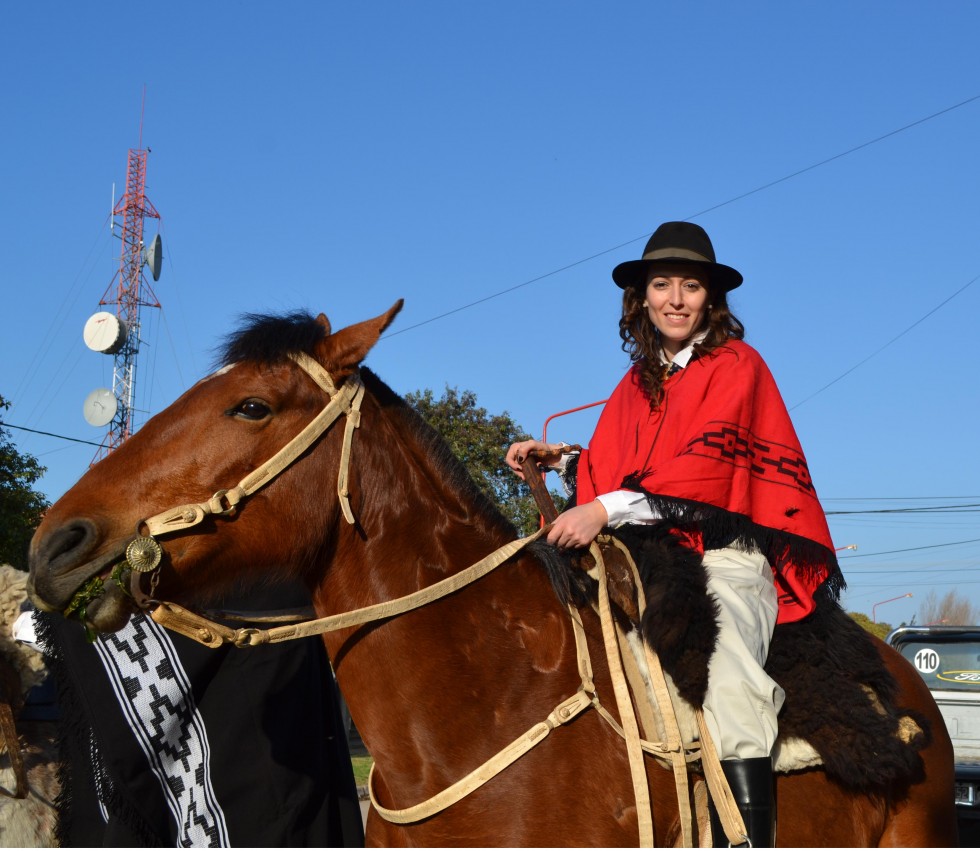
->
[215,310,328,368]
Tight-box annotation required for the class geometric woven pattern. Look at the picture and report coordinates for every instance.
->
[94,613,229,847]
[682,420,815,494]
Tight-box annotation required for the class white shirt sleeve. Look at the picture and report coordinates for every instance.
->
[595,490,661,527]
[548,446,661,525]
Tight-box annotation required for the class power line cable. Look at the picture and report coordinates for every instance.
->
[387,92,980,338]
[683,92,980,219]
[788,272,979,410]
[0,420,102,448]
[845,564,980,575]
[844,579,980,594]
[824,495,980,501]
[826,503,980,515]
[838,537,980,558]
[385,240,643,337]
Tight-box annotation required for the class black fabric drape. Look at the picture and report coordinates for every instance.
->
[38,584,363,848]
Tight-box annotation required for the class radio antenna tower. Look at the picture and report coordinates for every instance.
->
[82,94,163,463]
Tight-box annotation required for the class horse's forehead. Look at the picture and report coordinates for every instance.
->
[192,360,303,392]
[196,362,239,386]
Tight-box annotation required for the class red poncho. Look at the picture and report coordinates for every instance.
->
[577,341,841,624]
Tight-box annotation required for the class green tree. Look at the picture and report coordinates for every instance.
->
[848,611,893,641]
[405,386,565,536]
[0,396,50,570]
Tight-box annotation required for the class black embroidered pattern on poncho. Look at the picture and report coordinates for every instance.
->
[682,420,815,494]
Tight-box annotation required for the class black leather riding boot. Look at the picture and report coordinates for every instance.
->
[707,757,775,847]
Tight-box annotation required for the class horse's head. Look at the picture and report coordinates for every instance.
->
[28,300,403,634]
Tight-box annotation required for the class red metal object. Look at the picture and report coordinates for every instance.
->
[541,399,607,444]
[92,126,162,462]
[531,399,607,527]
[107,148,160,311]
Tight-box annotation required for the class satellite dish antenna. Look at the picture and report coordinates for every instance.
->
[143,233,163,281]
[83,312,128,354]
[83,388,118,427]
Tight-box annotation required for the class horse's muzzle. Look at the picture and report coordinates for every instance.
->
[28,518,123,612]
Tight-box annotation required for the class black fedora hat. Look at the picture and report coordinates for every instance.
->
[612,221,742,292]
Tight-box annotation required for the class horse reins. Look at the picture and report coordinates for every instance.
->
[112,350,737,847]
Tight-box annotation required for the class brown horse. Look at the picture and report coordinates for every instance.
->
[28,302,957,846]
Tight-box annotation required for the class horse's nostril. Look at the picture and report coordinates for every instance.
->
[28,517,108,610]
[37,519,100,569]
[53,525,88,558]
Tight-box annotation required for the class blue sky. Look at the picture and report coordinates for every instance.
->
[3,2,978,626]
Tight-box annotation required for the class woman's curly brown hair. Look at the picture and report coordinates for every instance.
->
[618,276,745,406]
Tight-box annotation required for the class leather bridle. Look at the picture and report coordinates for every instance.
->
[120,352,365,598]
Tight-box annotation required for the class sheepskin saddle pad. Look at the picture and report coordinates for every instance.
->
[603,526,931,797]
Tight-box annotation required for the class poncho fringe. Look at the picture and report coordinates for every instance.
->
[619,475,846,602]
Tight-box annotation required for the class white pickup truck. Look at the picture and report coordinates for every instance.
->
[888,625,980,845]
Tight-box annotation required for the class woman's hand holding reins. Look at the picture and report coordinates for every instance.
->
[505,440,608,548]
[505,440,564,479]
[544,500,608,549]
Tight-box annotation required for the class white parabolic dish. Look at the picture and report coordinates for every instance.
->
[83,312,128,354]
[83,387,117,427]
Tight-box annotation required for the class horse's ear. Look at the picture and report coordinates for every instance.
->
[315,313,332,335]
[316,299,404,376]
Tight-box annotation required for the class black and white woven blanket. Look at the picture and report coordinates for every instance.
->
[93,614,230,846]
[37,588,363,848]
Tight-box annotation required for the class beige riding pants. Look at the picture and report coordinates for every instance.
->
[700,546,784,761]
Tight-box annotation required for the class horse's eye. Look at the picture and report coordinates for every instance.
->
[231,399,272,421]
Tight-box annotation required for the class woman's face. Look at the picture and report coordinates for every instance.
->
[644,264,710,359]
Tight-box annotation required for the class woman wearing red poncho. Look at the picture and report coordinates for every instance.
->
[506,221,841,847]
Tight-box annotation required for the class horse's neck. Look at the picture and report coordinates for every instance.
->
[317,407,577,779]
[331,398,515,598]
[317,443,518,630]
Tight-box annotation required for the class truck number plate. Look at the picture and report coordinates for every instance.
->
[955,782,975,806]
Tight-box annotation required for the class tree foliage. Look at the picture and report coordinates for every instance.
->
[405,386,565,536]
[847,611,893,641]
[0,395,50,570]
[917,589,979,627]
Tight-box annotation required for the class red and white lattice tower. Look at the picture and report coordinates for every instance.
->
[85,116,162,463]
